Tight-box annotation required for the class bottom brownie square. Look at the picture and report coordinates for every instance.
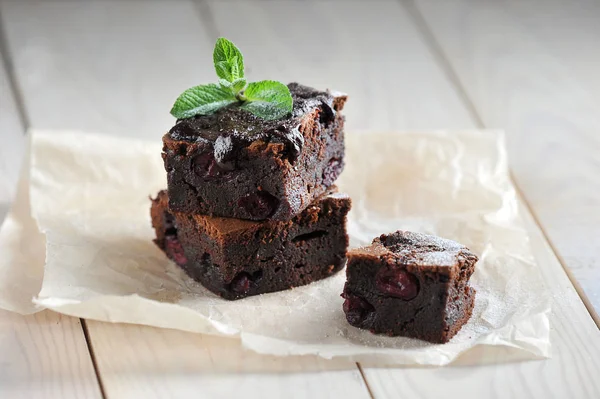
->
[342,231,478,343]
[151,187,351,300]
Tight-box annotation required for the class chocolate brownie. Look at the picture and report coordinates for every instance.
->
[151,187,351,300]
[162,83,347,221]
[342,231,478,343]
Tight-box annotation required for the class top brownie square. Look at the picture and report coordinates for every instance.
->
[162,83,347,221]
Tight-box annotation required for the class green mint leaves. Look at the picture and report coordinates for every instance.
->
[170,38,293,121]
[240,81,294,120]
[170,84,237,119]
[213,38,244,82]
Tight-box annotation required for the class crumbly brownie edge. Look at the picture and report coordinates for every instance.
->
[440,286,475,343]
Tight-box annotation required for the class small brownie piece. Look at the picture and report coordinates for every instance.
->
[342,231,478,343]
[162,83,347,221]
[151,187,351,300]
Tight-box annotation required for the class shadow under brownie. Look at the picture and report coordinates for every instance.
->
[342,231,478,343]
[151,187,351,300]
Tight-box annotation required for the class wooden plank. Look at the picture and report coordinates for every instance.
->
[413,0,600,317]
[0,309,103,399]
[84,321,370,399]
[0,23,103,399]
[0,1,371,397]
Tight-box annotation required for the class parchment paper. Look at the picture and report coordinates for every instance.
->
[0,130,551,365]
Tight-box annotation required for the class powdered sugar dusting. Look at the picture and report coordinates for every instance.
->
[379,230,476,267]
[326,191,350,200]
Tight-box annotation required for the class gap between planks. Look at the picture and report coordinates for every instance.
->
[512,177,600,327]
[0,8,29,131]
[399,0,600,328]
[1,8,108,394]
[357,363,376,399]
[81,320,108,399]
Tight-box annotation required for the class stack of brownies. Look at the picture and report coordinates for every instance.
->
[151,83,351,300]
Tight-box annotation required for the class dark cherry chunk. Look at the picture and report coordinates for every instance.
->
[375,267,419,300]
[342,230,478,344]
[192,153,221,179]
[160,214,187,266]
[164,236,187,266]
[162,82,348,221]
[237,191,279,220]
[150,187,351,300]
[342,292,374,325]
[230,272,252,295]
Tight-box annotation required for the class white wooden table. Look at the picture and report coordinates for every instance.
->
[1,1,599,398]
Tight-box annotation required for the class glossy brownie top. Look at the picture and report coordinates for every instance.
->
[168,83,346,146]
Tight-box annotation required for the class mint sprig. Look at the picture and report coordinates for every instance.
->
[170,38,293,120]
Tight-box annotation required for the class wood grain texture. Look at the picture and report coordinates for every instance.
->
[413,0,600,316]
[84,320,371,399]
[0,310,102,399]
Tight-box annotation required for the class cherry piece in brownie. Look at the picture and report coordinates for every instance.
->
[151,187,351,300]
[342,231,478,343]
[162,83,347,221]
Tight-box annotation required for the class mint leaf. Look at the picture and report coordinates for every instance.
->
[229,56,241,80]
[170,83,236,119]
[219,78,246,96]
[241,81,293,120]
[231,78,247,93]
[219,78,232,89]
[213,38,244,81]
[215,62,232,82]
